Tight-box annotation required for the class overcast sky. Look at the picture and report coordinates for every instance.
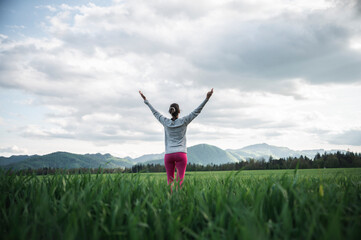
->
[1,0,361,158]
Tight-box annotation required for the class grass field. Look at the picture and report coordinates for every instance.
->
[1,168,361,239]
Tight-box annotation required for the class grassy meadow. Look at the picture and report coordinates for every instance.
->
[1,168,361,239]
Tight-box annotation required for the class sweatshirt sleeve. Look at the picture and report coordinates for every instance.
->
[144,100,167,125]
[182,98,209,125]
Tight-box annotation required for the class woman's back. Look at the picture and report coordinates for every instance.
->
[163,118,188,154]
[143,97,209,154]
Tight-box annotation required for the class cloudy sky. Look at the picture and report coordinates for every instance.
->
[1,0,361,158]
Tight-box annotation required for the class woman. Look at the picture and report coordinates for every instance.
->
[139,88,213,190]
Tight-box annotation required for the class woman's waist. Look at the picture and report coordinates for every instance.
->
[165,150,187,155]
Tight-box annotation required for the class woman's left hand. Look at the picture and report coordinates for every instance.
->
[139,90,146,100]
[206,88,214,99]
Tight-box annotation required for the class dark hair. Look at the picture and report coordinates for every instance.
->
[169,103,180,120]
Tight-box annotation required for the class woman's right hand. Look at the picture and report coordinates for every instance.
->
[139,90,146,100]
[206,88,214,99]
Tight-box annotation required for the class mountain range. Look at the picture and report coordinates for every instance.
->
[0,152,133,170]
[0,143,345,170]
[227,143,333,161]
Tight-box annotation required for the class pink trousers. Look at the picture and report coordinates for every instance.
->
[164,152,187,186]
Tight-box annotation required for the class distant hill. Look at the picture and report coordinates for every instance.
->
[0,155,35,166]
[227,143,297,160]
[227,143,343,160]
[133,153,165,163]
[141,159,164,165]
[1,152,133,170]
[188,144,239,165]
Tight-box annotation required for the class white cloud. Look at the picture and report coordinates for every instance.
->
[327,129,361,146]
[0,145,28,155]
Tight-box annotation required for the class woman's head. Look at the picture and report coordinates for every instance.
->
[169,103,180,119]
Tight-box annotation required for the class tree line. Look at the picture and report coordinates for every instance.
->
[3,151,361,175]
[129,151,361,173]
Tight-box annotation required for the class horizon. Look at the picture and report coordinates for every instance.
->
[0,142,355,159]
[1,0,361,158]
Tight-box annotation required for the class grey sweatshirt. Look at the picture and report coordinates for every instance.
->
[144,98,209,154]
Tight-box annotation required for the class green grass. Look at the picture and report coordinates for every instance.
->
[1,168,361,239]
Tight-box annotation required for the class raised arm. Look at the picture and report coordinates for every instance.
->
[183,88,213,125]
[139,91,167,125]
